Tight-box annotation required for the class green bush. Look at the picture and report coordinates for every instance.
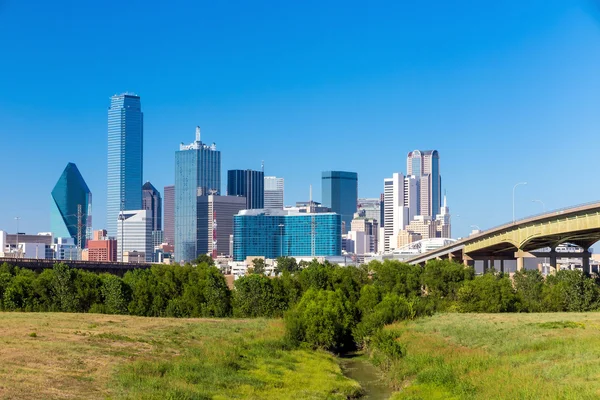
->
[285,288,355,352]
[457,272,517,313]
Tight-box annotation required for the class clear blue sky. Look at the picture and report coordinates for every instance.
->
[1,0,600,240]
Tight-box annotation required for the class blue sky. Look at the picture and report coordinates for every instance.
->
[1,0,600,240]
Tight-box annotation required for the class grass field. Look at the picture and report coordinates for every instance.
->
[385,313,600,400]
[0,312,360,399]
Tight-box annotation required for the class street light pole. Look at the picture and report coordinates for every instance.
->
[512,182,527,223]
[15,217,20,258]
[532,199,546,213]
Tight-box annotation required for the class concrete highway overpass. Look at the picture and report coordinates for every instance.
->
[407,201,600,272]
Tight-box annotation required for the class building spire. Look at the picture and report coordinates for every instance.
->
[195,126,201,142]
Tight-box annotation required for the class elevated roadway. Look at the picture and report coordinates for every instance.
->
[407,201,600,272]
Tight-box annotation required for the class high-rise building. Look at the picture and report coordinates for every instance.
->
[175,127,221,262]
[321,171,358,233]
[407,150,441,218]
[197,195,246,257]
[107,93,143,238]
[435,195,451,238]
[117,210,152,262]
[164,185,175,245]
[227,169,264,210]
[357,198,381,226]
[383,173,409,252]
[351,211,379,253]
[264,176,284,209]
[142,182,162,232]
[51,163,92,248]
[233,209,341,261]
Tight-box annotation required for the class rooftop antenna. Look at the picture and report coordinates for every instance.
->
[195,126,201,142]
[309,184,313,203]
[261,160,264,173]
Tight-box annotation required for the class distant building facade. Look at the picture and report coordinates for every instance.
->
[407,150,441,218]
[107,93,143,238]
[197,195,247,257]
[163,185,175,245]
[227,169,264,210]
[264,176,284,209]
[142,182,162,231]
[321,171,358,233]
[233,209,341,261]
[117,210,152,262]
[175,127,221,262]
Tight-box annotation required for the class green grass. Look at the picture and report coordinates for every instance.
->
[382,313,600,399]
[0,313,360,399]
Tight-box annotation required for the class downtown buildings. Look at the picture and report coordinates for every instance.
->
[107,93,143,239]
[264,176,284,209]
[227,169,264,210]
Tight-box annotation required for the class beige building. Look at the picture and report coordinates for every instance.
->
[397,231,422,248]
[404,216,437,240]
[351,211,379,252]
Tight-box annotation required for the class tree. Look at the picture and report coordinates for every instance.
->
[252,258,266,275]
[233,274,285,317]
[285,288,355,352]
[275,257,299,274]
[542,270,600,312]
[421,260,474,300]
[194,254,215,267]
[457,272,517,312]
[370,260,422,298]
[513,269,544,312]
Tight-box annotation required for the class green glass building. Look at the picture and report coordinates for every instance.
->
[51,163,92,248]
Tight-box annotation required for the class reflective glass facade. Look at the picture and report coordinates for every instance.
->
[233,210,341,261]
[227,169,264,209]
[51,163,92,248]
[321,171,358,232]
[174,133,221,262]
[142,181,162,231]
[107,94,143,238]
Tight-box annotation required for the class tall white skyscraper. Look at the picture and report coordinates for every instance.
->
[384,173,409,251]
[264,176,284,209]
[117,210,153,262]
[107,94,143,238]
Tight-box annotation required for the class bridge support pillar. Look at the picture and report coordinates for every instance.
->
[514,251,533,272]
[500,260,505,273]
[582,251,591,275]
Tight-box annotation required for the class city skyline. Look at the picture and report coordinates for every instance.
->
[2,1,600,240]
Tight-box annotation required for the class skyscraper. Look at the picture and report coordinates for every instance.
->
[175,127,221,262]
[142,182,162,232]
[197,195,246,257]
[107,93,143,238]
[117,210,153,262]
[264,176,284,209]
[407,150,441,218]
[321,171,358,233]
[51,163,92,248]
[227,169,264,210]
[163,185,175,245]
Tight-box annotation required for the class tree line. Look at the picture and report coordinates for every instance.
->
[1,257,599,352]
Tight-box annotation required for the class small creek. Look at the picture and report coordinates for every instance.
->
[339,354,394,399]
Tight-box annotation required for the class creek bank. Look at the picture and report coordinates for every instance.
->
[338,354,395,400]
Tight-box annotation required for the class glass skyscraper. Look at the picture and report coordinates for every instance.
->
[321,171,358,232]
[227,169,264,210]
[175,127,221,262]
[51,163,92,248]
[142,181,162,232]
[233,209,341,261]
[107,93,143,238]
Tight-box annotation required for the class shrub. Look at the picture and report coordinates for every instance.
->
[457,272,517,313]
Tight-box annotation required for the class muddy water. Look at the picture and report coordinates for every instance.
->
[339,355,394,400]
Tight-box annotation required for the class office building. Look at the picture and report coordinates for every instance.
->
[233,209,341,261]
[404,216,437,240]
[321,171,358,233]
[107,93,143,238]
[357,198,381,226]
[197,195,246,257]
[435,195,451,238]
[227,169,264,210]
[117,210,153,262]
[396,230,422,248]
[264,176,284,209]
[175,127,221,262]
[52,237,79,260]
[407,150,441,218]
[51,162,92,248]
[87,238,118,262]
[164,185,175,245]
[142,182,162,232]
[384,173,409,252]
[351,211,379,253]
